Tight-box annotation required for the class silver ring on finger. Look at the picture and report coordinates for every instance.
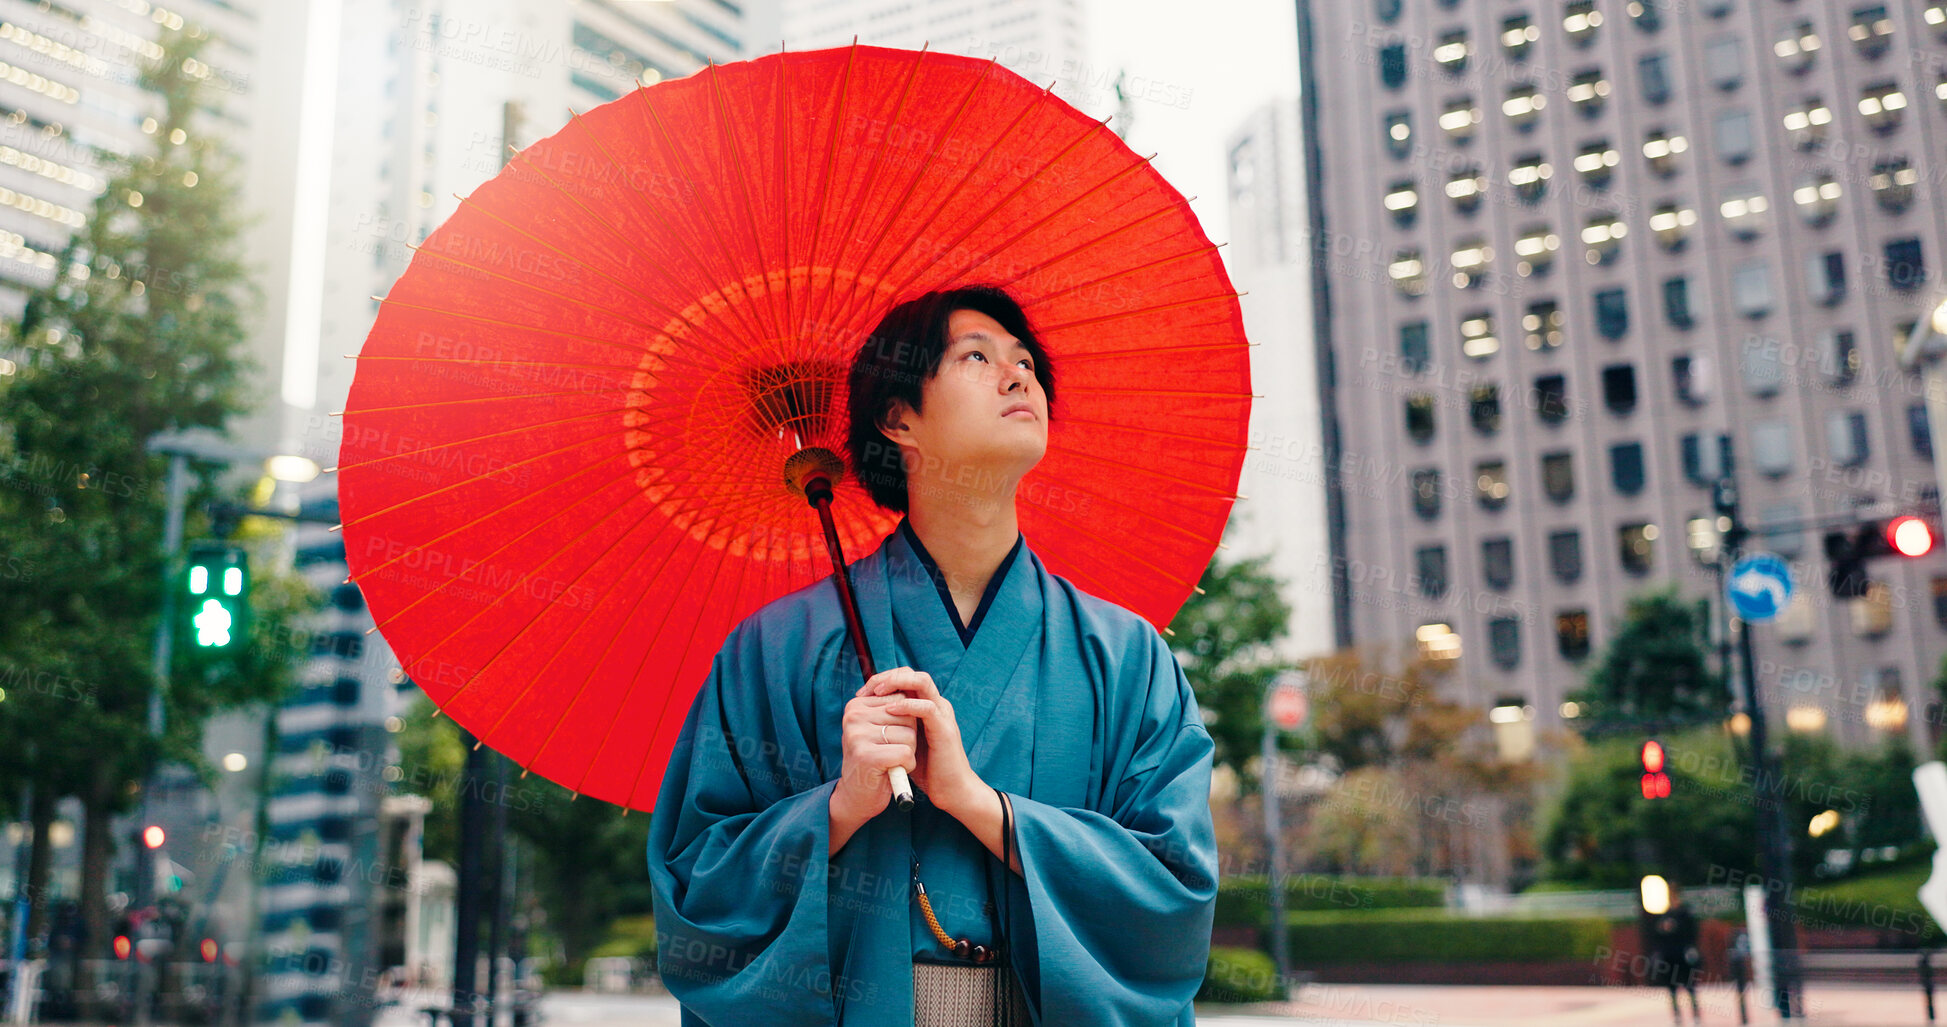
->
[881,725,889,745]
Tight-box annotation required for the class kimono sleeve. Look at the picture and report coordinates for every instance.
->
[647,628,843,1026]
[1007,628,1218,1026]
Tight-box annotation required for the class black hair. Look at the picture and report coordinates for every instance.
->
[845,285,1057,512]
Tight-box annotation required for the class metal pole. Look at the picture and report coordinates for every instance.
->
[1261,715,1289,992]
[454,737,486,1027]
[1718,473,1801,1018]
[133,452,188,1027]
[5,782,29,1024]
[486,756,508,1027]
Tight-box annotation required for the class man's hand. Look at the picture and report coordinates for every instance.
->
[860,667,983,815]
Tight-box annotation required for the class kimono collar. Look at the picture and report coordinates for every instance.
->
[896,518,1024,647]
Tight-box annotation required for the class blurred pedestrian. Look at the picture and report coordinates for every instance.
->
[1648,885,1703,1024]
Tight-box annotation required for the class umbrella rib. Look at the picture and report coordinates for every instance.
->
[999,225,1204,302]
[346,388,613,416]
[1075,387,1252,400]
[774,49,799,350]
[935,152,1160,287]
[797,42,863,354]
[1049,413,1251,450]
[860,77,1054,318]
[372,297,720,382]
[633,83,799,374]
[804,43,933,335]
[618,515,768,809]
[1044,439,1244,498]
[1035,291,1243,334]
[354,354,643,374]
[545,107,777,361]
[342,428,619,531]
[337,406,623,473]
[1027,467,1222,546]
[350,446,627,587]
[705,59,791,349]
[481,496,709,765]
[404,240,677,339]
[1029,503,1203,593]
[1045,336,1240,362]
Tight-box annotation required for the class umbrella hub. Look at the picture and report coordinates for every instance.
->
[743,360,844,444]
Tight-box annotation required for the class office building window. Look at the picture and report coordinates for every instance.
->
[1680,432,1723,485]
[1441,97,1482,141]
[1584,213,1625,264]
[1827,410,1870,466]
[1379,44,1409,89]
[1376,0,1402,22]
[1715,109,1754,163]
[1557,609,1592,659]
[1483,536,1515,590]
[1470,383,1502,434]
[1515,225,1559,275]
[1568,69,1610,117]
[1400,320,1430,371]
[1611,441,1647,493]
[1663,276,1694,327]
[1503,14,1538,59]
[1650,203,1696,250]
[1452,237,1492,287]
[1795,172,1841,225]
[1488,617,1521,669]
[1505,84,1546,130]
[1415,545,1448,598]
[1477,460,1510,510]
[1732,261,1773,318]
[1721,185,1769,240]
[1510,156,1553,204]
[1549,532,1584,584]
[1435,28,1471,74]
[1390,249,1427,296]
[1911,402,1933,458]
[1860,81,1908,134]
[1575,140,1620,188]
[1564,1,1601,46]
[1461,311,1499,359]
[1412,468,1442,519]
[1819,330,1859,385]
[1783,97,1832,149]
[1535,374,1570,423]
[1406,394,1437,443]
[1872,158,1917,212]
[1524,299,1564,350]
[1542,451,1575,503]
[1602,364,1638,414]
[1448,166,1488,213]
[1850,5,1895,59]
[1638,51,1671,103]
[1936,576,1947,628]
[1384,110,1413,158]
[1642,129,1687,177]
[1807,252,1846,306]
[1886,238,1926,291]
[1775,21,1820,75]
[1595,287,1629,339]
[1705,36,1743,90]
[1619,523,1657,575]
[1385,180,1419,227]
[1752,418,1795,476]
[1672,353,1712,405]
[1632,1,1662,31]
[1743,339,1784,397]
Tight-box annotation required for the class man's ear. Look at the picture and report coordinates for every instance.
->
[877,399,913,445]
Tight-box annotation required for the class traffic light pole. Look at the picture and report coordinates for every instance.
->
[1715,474,1802,1019]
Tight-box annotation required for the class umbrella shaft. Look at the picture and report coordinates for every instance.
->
[810,491,877,682]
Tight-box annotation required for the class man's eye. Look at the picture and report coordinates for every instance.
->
[966,351,988,362]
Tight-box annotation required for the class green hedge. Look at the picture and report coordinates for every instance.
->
[590,913,659,961]
[1284,909,1611,964]
[1197,946,1285,1003]
[1214,875,1447,929]
[1795,862,1942,943]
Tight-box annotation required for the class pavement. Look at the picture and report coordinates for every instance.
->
[366,984,1945,1027]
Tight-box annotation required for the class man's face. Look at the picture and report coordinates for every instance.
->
[884,309,1048,495]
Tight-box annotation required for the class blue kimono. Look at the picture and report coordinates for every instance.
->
[647,525,1218,1026]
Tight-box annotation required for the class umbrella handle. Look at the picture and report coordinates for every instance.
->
[803,473,915,813]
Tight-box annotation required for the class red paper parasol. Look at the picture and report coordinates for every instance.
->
[338,44,1251,811]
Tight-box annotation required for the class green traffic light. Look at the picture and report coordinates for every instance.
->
[193,597,235,647]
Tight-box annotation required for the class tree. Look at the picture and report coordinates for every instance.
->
[0,29,302,1004]
[1166,552,1293,789]
[1566,588,1727,734]
[1539,729,1758,888]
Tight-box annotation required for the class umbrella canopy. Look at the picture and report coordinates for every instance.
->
[339,44,1252,811]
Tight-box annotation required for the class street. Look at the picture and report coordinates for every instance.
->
[370,984,1947,1027]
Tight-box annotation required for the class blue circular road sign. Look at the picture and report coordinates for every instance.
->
[1727,553,1793,623]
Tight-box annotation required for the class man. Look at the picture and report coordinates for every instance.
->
[649,286,1218,1025]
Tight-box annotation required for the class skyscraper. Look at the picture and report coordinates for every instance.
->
[1300,0,1947,747]
[780,0,1087,105]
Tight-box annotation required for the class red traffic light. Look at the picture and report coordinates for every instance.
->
[1641,772,1673,799]
[201,938,219,962]
[1640,740,1665,774]
[1888,516,1934,557]
[113,935,132,960]
[141,825,165,849]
